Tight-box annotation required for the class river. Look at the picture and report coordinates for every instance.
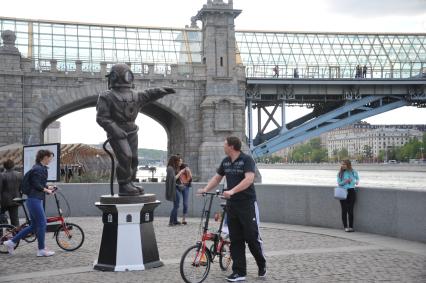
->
[137,164,426,190]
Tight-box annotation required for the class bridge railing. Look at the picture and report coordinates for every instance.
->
[246,64,425,80]
[23,58,206,77]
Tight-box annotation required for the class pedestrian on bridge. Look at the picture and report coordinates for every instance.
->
[273,65,279,78]
[337,159,360,232]
[363,65,367,78]
[355,65,361,78]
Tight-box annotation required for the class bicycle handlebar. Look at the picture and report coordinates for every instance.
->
[201,190,221,196]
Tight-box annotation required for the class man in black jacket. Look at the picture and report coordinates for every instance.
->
[0,159,22,227]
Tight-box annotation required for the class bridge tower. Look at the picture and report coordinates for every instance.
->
[193,0,247,180]
[0,30,25,145]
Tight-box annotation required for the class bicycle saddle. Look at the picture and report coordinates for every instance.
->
[12,197,27,204]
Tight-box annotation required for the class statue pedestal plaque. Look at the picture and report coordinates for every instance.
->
[93,194,163,272]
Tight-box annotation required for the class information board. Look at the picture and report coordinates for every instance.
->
[23,143,60,182]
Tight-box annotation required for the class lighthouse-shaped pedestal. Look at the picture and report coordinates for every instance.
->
[93,194,162,271]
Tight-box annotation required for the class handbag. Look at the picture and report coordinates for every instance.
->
[176,184,185,192]
[334,187,348,200]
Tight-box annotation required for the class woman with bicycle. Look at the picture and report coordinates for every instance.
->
[3,149,56,257]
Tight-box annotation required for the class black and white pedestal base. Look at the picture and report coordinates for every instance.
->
[93,194,163,272]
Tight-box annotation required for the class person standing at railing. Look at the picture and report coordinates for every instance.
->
[363,65,367,78]
[177,157,192,225]
[337,159,360,232]
[293,68,299,78]
[198,136,267,282]
[3,150,57,257]
[355,65,361,78]
[165,155,187,226]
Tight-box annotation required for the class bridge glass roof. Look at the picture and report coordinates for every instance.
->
[0,18,202,73]
[1,17,425,79]
[236,31,426,79]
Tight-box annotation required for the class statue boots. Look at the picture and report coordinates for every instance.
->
[131,182,144,195]
[118,183,140,196]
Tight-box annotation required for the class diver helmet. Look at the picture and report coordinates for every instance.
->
[106,63,134,89]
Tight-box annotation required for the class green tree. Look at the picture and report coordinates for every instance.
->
[378,150,385,162]
[311,148,328,163]
[332,149,339,162]
[338,148,349,161]
[362,145,373,161]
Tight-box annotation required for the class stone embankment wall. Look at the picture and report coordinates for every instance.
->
[39,183,426,243]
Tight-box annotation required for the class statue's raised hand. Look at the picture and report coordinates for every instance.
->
[161,87,175,94]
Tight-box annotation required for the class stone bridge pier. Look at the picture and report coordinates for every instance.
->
[0,1,247,181]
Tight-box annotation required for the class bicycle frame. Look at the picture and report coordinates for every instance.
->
[197,192,229,261]
[1,189,85,254]
[16,192,69,235]
[180,191,232,283]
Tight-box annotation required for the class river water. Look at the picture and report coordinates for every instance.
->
[137,166,425,190]
[259,168,425,190]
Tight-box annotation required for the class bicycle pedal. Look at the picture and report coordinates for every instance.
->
[59,240,70,248]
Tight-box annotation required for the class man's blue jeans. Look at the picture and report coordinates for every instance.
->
[12,198,46,250]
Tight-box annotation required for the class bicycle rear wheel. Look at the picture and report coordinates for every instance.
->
[219,241,232,271]
[21,223,36,243]
[0,224,19,254]
[55,223,84,251]
[180,244,211,283]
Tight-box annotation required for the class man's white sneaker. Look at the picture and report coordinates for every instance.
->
[3,240,16,255]
[37,249,55,257]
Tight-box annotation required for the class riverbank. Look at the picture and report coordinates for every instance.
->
[258,163,426,172]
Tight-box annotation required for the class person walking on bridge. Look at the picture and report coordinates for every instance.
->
[198,136,266,282]
[273,65,279,78]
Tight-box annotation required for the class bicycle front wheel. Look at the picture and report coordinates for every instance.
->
[180,244,211,283]
[55,223,85,251]
[0,224,19,254]
[219,241,232,271]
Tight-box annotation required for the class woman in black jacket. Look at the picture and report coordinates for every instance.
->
[3,150,56,257]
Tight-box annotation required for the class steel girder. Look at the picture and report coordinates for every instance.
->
[251,96,409,158]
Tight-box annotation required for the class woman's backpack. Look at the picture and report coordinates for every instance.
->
[20,169,32,195]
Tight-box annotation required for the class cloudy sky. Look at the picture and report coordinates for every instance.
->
[2,0,425,149]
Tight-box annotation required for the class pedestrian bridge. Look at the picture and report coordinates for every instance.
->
[0,0,425,177]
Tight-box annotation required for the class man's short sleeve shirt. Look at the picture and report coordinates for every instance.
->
[217,152,256,201]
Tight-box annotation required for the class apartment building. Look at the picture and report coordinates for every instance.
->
[324,122,424,158]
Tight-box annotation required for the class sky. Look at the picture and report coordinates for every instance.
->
[2,0,426,149]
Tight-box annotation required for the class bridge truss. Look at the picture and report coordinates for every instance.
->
[247,79,426,158]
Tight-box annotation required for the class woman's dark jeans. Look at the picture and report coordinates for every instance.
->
[181,185,190,215]
[169,187,182,224]
[12,197,47,250]
[339,189,356,228]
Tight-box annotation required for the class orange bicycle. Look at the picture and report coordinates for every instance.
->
[180,191,232,283]
[0,187,84,253]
